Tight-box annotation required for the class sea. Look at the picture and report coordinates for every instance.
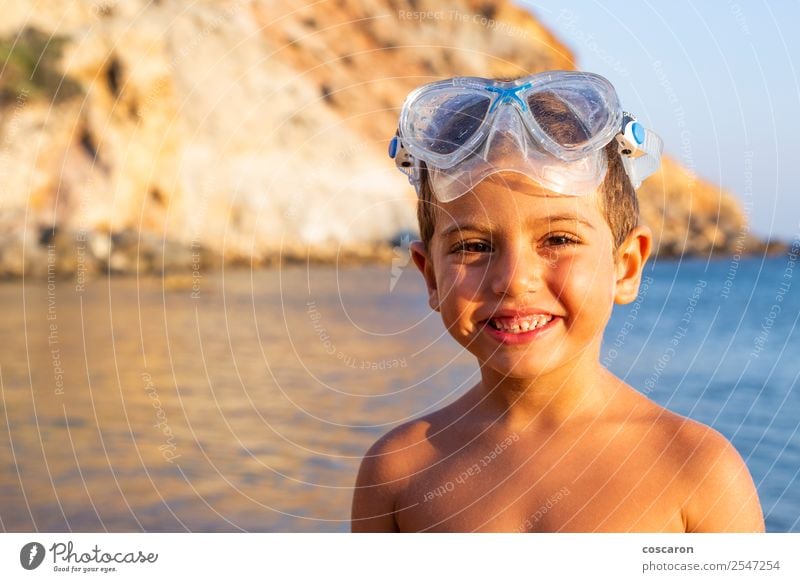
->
[0,251,798,532]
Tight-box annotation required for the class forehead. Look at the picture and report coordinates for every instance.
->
[433,172,606,233]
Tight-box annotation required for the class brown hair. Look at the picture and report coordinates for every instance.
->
[415,91,638,254]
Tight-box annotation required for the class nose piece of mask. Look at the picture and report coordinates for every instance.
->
[480,105,530,161]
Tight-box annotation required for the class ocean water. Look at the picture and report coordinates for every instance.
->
[605,253,800,532]
[0,252,797,532]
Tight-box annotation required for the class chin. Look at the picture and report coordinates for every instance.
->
[480,351,565,379]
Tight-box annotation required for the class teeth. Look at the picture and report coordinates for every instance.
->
[489,314,553,333]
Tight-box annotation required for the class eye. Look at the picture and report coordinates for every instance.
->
[451,240,493,254]
[543,233,580,247]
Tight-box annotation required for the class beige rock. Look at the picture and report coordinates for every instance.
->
[0,0,759,276]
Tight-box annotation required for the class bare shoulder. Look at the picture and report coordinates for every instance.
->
[644,404,764,532]
[350,417,434,532]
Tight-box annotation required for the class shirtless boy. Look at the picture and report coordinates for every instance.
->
[351,71,764,532]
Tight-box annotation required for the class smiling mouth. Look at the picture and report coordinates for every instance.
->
[487,314,554,334]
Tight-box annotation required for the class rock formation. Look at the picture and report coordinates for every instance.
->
[0,0,768,278]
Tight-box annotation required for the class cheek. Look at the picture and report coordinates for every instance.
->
[435,265,485,343]
[436,263,482,311]
[551,254,616,311]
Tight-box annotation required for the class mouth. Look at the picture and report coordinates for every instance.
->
[481,312,559,344]
[486,313,554,334]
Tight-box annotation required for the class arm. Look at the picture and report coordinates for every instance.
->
[350,435,410,532]
[682,427,765,532]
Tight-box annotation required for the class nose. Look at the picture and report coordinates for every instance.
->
[489,241,544,297]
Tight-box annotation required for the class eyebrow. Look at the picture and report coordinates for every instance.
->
[440,222,491,238]
[535,214,596,230]
[440,214,595,238]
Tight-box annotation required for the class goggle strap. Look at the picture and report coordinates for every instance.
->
[622,127,663,188]
[616,114,642,155]
[390,136,422,191]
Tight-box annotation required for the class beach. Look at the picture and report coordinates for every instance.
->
[0,254,797,532]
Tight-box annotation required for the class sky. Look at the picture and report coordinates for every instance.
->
[517,0,800,241]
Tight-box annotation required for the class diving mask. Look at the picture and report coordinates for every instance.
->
[388,70,663,201]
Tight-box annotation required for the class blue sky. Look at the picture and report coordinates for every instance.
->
[518,0,800,241]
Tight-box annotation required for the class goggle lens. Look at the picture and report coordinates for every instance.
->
[407,92,491,156]
[525,85,618,156]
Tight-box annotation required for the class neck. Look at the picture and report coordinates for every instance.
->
[472,343,619,431]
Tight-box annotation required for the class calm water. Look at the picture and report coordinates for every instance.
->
[0,252,798,532]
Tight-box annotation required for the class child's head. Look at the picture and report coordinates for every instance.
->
[392,71,660,377]
[410,165,653,379]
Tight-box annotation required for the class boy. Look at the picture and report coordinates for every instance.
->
[351,71,764,532]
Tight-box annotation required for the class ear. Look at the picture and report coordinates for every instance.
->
[614,225,653,304]
[410,240,440,312]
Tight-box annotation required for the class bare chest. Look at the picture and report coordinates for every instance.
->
[395,437,686,532]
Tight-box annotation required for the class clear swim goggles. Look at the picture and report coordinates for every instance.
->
[388,70,663,201]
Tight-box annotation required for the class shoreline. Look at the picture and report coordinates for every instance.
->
[0,233,791,282]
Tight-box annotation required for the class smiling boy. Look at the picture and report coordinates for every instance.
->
[351,71,764,532]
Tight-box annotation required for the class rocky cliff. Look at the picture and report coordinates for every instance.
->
[0,0,766,278]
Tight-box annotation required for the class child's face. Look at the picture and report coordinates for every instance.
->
[411,172,651,379]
